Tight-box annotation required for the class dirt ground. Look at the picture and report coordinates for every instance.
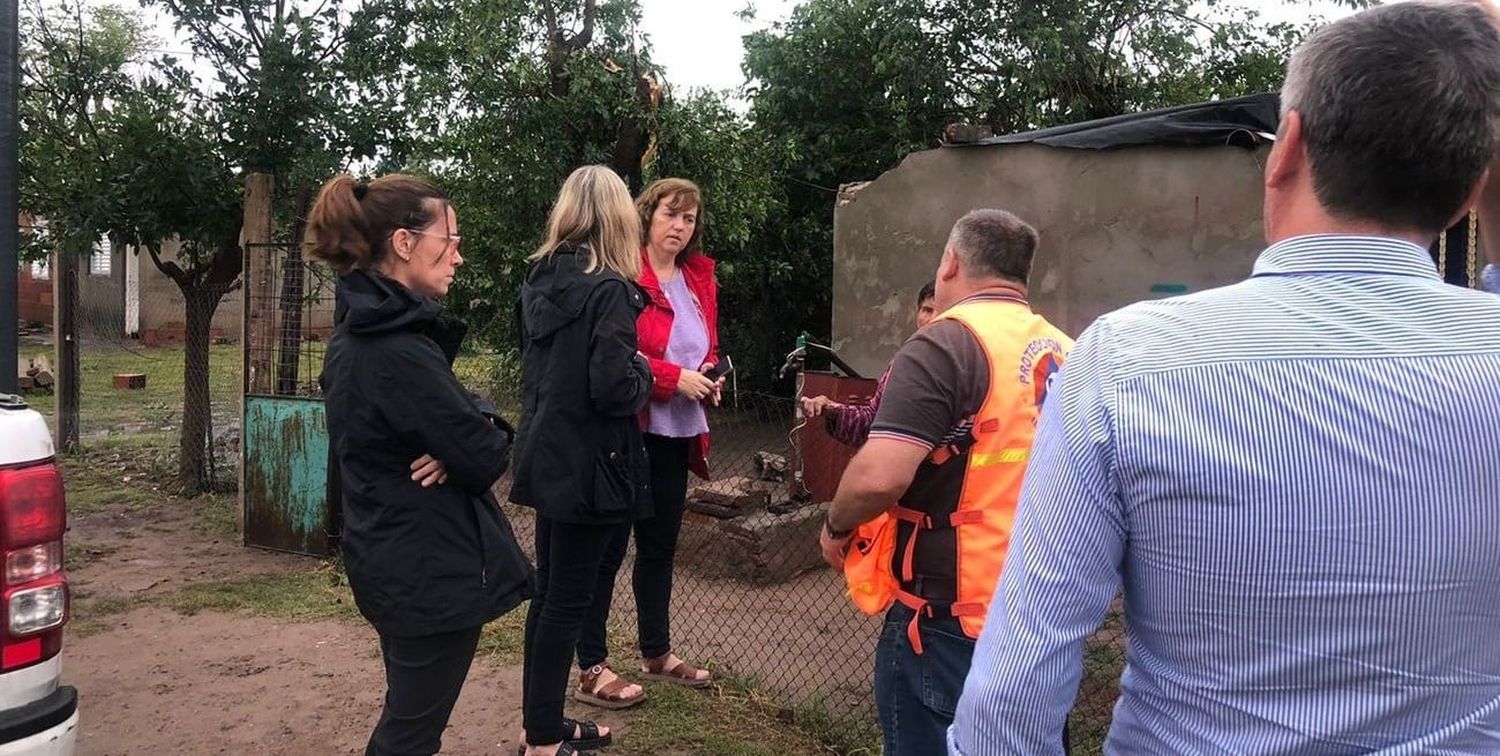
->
[62,496,639,756]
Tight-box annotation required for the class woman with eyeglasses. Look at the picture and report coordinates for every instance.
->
[309,173,534,756]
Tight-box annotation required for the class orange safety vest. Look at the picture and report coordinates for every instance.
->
[843,296,1071,654]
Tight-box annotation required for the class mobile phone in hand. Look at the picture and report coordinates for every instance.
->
[703,355,734,381]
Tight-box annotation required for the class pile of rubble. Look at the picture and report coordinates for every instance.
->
[16,355,54,395]
[677,451,829,585]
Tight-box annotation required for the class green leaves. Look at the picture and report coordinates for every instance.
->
[20,0,1362,390]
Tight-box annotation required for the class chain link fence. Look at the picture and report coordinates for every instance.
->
[464,377,1127,752]
[16,240,242,492]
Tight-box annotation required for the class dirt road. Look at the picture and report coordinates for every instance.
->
[62,494,633,756]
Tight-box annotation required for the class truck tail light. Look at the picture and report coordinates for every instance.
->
[0,463,69,671]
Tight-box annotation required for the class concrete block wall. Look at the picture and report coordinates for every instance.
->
[832,143,1272,376]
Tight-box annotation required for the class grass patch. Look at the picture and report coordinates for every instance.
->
[66,541,121,571]
[588,615,876,754]
[476,602,529,665]
[69,593,135,638]
[191,493,240,539]
[56,434,186,516]
[709,668,882,755]
[19,343,241,439]
[159,566,360,622]
[58,448,169,516]
[618,680,833,756]
[152,563,530,664]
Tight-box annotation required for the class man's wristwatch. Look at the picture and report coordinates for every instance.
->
[823,512,852,540]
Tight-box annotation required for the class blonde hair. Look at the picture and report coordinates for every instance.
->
[636,178,703,255]
[531,166,641,280]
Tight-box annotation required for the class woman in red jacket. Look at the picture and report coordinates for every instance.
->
[574,178,720,708]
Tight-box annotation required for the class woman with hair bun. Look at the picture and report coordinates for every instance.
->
[309,173,534,756]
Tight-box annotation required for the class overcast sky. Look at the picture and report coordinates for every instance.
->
[643,0,1355,95]
[639,0,797,94]
[109,0,1357,95]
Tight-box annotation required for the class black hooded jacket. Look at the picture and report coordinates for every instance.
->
[508,246,654,524]
[321,269,533,638]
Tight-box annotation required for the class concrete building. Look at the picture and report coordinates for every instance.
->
[19,235,335,346]
[830,93,1280,377]
[830,92,1486,376]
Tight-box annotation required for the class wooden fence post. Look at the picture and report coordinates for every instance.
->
[243,172,275,396]
[52,251,78,451]
[240,171,275,537]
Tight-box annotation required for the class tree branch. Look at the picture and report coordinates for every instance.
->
[240,0,267,55]
[540,0,559,43]
[1160,6,1219,36]
[145,241,191,288]
[158,0,254,77]
[573,0,596,49]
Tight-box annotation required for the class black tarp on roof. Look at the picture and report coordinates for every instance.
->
[951,92,1280,150]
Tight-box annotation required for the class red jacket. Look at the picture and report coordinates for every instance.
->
[636,247,719,480]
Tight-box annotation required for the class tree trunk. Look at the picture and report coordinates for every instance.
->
[179,287,223,493]
[609,68,656,193]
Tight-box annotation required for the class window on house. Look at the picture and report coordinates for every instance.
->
[29,260,49,281]
[89,238,112,276]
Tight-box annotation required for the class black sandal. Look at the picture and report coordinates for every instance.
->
[563,718,611,749]
[516,718,611,755]
[519,744,596,756]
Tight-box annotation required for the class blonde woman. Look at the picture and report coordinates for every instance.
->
[575,178,720,707]
[509,165,654,756]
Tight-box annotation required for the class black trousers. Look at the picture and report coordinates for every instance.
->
[578,433,691,668]
[522,514,625,745]
[365,625,483,756]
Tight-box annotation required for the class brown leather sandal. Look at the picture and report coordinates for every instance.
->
[573,663,646,710]
[641,653,712,688]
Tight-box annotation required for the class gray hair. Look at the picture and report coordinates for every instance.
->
[1280,0,1500,234]
[946,209,1038,284]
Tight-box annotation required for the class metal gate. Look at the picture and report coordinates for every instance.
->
[241,242,340,556]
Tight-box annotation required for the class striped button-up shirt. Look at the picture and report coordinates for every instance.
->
[950,235,1500,755]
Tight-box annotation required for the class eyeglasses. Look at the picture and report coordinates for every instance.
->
[409,230,462,252]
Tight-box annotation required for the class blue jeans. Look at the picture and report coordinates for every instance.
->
[875,603,976,756]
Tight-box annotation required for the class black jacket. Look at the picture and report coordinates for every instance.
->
[508,246,654,524]
[321,270,533,638]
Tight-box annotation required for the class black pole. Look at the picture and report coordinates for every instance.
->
[0,0,18,394]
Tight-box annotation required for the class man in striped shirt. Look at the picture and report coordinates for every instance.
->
[950,2,1500,754]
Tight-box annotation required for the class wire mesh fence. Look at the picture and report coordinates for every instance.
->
[479,383,1128,752]
[243,242,337,400]
[16,241,243,492]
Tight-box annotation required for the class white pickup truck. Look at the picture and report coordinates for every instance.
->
[0,394,77,754]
